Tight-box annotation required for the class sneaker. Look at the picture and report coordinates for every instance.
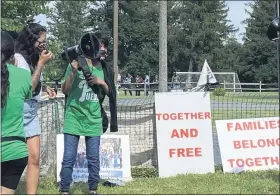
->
[89,190,98,195]
[60,190,69,195]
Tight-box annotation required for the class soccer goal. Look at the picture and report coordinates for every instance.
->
[175,72,242,92]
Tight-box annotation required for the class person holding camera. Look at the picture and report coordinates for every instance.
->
[1,31,32,194]
[14,21,55,194]
[60,33,118,195]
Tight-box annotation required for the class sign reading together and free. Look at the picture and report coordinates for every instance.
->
[216,117,279,173]
[155,92,215,177]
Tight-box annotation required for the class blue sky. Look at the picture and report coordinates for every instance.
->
[226,1,252,42]
[35,1,252,43]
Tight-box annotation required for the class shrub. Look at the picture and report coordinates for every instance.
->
[131,167,158,178]
[213,88,226,96]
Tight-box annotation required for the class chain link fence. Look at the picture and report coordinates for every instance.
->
[35,91,279,178]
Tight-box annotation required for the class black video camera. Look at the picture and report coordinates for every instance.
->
[60,33,100,62]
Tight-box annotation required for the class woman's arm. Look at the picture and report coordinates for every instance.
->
[62,71,76,95]
[31,64,44,92]
[62,60,78,95]
[100,80,109,95]
[15,51,53,92]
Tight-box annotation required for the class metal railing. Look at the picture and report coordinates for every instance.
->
[45,81,279,93]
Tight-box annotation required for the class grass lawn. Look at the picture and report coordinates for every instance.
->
[16,169,279,195]
[214,92,279,104]
[117,90,279,104]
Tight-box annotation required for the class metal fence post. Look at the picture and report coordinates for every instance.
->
[233,74,236,92]
[144,83,147,96]
[259,81,262,94]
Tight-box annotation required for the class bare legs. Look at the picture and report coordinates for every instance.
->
[26,136,40,194]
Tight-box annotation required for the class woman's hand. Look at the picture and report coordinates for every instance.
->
[46,86,56,99]
[71,60,79,73]
[87,75,105,86]
[38,50,53,67]
[86,75,109,95]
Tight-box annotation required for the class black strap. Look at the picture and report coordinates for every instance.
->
[1,136,26,143]
[76,56,109,133]
[77,56,99,95]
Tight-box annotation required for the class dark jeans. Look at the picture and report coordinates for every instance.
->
[135,85,141,96]
[60,134,100,192]
[146,84,150,96]
[124,84,132,96]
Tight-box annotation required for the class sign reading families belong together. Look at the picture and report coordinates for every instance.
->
[216,117,279,173]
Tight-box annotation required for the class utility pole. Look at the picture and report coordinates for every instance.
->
[267,0,280,104]
[113,0,119,85]
[277,0,280,105]
[159,1,168,92]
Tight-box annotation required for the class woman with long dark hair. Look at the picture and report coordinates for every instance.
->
[14,21,55,194]
[1,31,32,194]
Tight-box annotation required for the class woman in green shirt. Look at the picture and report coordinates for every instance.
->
[60,33,111,195]
[1,31,32,194]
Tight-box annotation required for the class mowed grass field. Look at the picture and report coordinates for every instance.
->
[16,169,279,195]
[117,89,279,103]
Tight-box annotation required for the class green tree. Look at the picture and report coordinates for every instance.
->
[43,37,65,82]
[215,35,243,72]
[88,0,159,77]
[1,0,49,31]
[46,0,96,81]
[47,0,93,47]
[239,1,277,83]
[167,0,237,77]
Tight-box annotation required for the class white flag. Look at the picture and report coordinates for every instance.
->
[191,59,218,92]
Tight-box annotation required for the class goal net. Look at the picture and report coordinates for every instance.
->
[175,72,242,92]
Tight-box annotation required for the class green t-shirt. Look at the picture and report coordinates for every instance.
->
[1,64,32,162]
[62,63,104,137]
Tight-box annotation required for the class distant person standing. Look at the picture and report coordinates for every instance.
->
[117,73,121,90]
[153,75,158,83]
[124,73,132,96]
[145,74,150,96]
[172,72,181,90]
[135,74,143,96]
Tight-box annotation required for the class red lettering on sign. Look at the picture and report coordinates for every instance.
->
[226,120,280,131]
[169,148,202,158]
[155,112,211,120]
[227,157,279,168]
[233,138,279,149]
[170,128,198,138]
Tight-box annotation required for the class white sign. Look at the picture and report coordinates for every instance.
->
[155,92,215,177]
[216,117,280,173]
[57,134,132,182]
